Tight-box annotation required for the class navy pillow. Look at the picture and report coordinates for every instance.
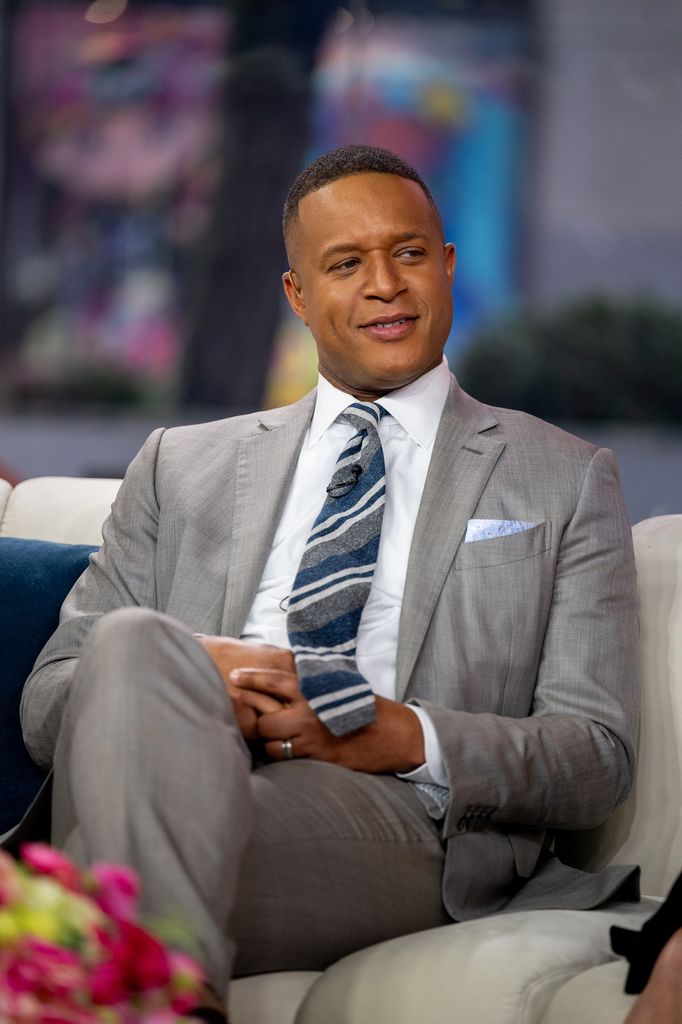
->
[0,537,97,834]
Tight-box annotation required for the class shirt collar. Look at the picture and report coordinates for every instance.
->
[307,356,450,450]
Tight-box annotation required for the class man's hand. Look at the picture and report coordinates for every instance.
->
[230,668,425,773]
[197,637,295,742]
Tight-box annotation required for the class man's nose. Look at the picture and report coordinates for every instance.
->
[363,256,406,301]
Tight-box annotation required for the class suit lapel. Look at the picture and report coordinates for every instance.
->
[221,393,315,637]
[395,381,505,699]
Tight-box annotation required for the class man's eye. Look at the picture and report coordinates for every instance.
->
[331,258,360,272]
[398,248,424,260]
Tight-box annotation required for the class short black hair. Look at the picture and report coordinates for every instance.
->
[282,144,443,244]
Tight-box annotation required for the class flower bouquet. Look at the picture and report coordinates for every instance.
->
[0,843,206,1023]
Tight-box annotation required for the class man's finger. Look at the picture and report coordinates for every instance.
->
[230,668,301,702]
[227,684,282,716]
[263,737,303,762]
[255,705,304,741]
[199,636,295,672]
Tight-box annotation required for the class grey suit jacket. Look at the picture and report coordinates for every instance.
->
[20,375,641,917]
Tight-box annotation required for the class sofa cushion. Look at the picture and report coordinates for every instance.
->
[0,537,96,834]
[0,479,12,527]
[539,960,636,1024]
[295,903,657,1024]
[229,972,322,1024]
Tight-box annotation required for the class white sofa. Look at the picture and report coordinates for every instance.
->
[2,475,681,1024]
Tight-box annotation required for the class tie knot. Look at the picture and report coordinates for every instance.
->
[342,401,385,433]
[326,401,386,500]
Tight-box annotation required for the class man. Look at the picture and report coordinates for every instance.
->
[17,145,640,1015]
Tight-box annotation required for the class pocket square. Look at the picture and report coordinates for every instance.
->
[464,519,537,543]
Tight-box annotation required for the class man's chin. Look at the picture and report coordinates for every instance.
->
[320,354,442,398]
[348,372,429,399]
[366,358,443,393]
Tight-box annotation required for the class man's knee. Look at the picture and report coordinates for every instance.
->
[72,606,231,731]
[70,607,206,716]
[82,607,206,682]
[85,606,185,652]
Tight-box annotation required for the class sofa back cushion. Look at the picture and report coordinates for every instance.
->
[0,537,97,834]
[0,477,120,544]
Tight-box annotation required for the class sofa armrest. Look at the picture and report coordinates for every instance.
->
[556,515,682,899]
[0,538,97,833]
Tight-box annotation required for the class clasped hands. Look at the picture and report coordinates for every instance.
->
[197,636,424,774]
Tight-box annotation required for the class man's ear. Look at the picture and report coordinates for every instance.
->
[282,270,307,323]
[444,242,456,285]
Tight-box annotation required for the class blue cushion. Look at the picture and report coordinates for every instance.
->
[0,537,97,834]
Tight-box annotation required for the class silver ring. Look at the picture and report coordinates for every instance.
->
[281,739,294,760]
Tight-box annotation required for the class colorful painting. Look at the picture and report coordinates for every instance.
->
[2,2,229,406]
[2,4,529,410]
[266,12,530,407]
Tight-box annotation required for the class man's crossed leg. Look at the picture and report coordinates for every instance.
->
[51,607,450,999]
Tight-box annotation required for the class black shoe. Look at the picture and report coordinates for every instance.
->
[611,869,682,994]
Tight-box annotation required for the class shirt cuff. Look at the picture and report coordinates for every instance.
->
[396,703,449,788]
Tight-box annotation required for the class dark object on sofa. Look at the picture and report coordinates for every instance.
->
[611,868,682,993]
[0,538,96,835]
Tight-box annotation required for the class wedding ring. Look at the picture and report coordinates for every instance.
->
[281,739,294,760]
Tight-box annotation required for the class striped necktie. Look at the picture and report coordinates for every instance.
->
[287,401,387,736]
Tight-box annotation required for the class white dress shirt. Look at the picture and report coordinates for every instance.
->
[242,357,451,800]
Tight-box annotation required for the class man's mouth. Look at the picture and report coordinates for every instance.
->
[360,314,418,340]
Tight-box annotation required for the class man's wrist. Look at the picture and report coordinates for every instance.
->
[397,703,448,787]
[392,701,426,773]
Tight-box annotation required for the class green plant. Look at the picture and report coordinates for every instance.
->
[455,296,682,422]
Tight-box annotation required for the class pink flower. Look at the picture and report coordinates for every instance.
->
[90,920,171,1004]
[3,847,204,1021]
[120,921,172,991]
[4,937,89,1010]
[0,988,45,1024]
[168,950,205,1013]
[89,956,126,1005]
[20,844,82,893]
[88,862,140,922]
[38,1005,99,1024]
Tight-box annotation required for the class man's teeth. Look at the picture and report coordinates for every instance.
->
[374,319,406,328]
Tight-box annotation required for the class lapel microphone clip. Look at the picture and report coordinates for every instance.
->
[327,463,363,498]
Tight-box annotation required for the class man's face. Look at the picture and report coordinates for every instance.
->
[283,173,456,400]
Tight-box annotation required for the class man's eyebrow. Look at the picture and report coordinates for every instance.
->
[321,232,425,261]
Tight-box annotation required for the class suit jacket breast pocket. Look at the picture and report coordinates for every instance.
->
[455,521,551,570]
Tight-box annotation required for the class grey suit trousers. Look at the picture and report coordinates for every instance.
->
[51,607,450,996]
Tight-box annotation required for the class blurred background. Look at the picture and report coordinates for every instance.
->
[0,0,680,521]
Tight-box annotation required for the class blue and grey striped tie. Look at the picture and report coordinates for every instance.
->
[287,402,386,736]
